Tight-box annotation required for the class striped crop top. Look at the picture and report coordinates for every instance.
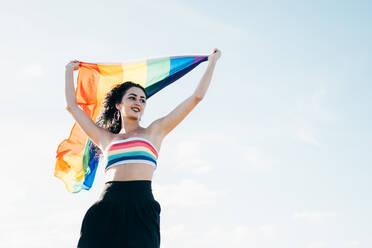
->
[104,137,159,171]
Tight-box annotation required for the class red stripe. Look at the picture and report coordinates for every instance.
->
[109,140,158,157]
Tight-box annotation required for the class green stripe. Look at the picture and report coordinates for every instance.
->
[82,139,91,175]
[146,58,170,86]
[108,151,156,162]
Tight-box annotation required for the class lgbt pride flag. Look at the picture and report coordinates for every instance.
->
[55,55,209,193]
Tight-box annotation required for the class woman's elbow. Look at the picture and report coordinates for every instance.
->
[65,105,77,112]
[193,94,204,102]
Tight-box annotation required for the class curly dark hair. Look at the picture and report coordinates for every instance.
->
[89,81,147,159]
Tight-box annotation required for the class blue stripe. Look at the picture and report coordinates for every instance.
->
[108,151,157,162]
[169,57,194,75]
[145,56,208,98]
[107,155,157,167]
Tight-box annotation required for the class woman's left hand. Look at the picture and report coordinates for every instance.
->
[208,48,221,62]
[66,60,81,71]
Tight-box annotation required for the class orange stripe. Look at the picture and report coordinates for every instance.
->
[76,63,99,104]
[109,140,158,158]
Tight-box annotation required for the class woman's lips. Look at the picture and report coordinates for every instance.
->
[131,107,140,112]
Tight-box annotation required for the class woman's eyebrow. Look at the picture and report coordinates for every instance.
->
[128,93,146,98]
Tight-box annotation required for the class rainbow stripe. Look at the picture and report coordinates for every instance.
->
[54,55,208,193]
[105,137,159,171]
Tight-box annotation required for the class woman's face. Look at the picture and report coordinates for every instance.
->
[117,86,147,120]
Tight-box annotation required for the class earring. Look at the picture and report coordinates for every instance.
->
[114,110,120,121]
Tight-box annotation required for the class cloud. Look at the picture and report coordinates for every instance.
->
[258,224,277,237]
[175,140,213,174]
[307,241,327,248]
[161,223,277,248]
[294,88,335,146]
[292,211,337,223]
[152,179,228,208]
[0,62,47,105]
[344,240,361,248]
[296,128,320,146]
[160,131,272,174]
[299,89,332,121]
[242,146,271,168]
[19,64,45,78]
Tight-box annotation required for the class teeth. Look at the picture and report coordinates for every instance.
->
[132,107,139,112]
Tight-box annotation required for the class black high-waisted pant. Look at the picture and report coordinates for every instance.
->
[77,180,161,248]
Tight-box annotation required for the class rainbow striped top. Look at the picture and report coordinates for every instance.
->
[104,137,159,171]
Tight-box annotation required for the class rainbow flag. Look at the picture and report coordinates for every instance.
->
[55,55,208,193]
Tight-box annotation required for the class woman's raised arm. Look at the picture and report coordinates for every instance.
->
[149,48,221,137]
[65,61,114,150]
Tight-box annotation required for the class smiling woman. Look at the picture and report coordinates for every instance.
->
[118,89,147,121]
[63,49,221,248]
[56,54,216,193]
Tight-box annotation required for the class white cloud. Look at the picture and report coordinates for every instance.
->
[296,128,320,146]
[162,131,272,173]
[242,146,271,168]
[305,88,335,122]
[345,240,361,248]
[176,140,213,174]
[20,64,45,77]
[152,179,227,208]
[300,89,333,122]
[161,223,278,248]
[292,211,337,223]
[294,88,335,145]
[258,224,277,237]
[307,241,327,248]
[0,62,47,104]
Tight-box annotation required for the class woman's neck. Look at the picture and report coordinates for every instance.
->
[119,117,142,134]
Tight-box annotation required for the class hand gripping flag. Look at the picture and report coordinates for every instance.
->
[55,55,208,193]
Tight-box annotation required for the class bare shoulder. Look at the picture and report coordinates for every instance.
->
[144,121,166,152]
[99,131,116,152]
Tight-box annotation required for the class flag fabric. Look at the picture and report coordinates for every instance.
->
[55,55,209,193]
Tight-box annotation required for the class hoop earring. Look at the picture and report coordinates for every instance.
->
[114,110,120,121]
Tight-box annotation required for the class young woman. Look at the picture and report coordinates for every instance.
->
[65,48,221,248]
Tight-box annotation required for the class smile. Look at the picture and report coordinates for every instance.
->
[131,107,140,112]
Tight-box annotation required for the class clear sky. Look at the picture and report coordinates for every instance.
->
[1,0,371,247]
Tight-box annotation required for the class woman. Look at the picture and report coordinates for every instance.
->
[65,48,221,248]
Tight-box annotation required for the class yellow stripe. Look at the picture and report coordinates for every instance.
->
[96,62,148,108]
[108,146,156,157]
[97,64,124,102]
[122,62,147,87]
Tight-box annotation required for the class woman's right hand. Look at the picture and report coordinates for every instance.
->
[208,48,221,62]
[65,60,80,71]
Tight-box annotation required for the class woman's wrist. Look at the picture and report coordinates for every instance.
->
[208,57,217,65]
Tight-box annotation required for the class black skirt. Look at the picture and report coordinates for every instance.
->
[77,180,161,248]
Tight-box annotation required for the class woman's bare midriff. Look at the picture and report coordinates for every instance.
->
[105,163,156,182]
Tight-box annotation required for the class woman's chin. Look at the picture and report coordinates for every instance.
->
[131,115,141,121]
[123,114,140,121]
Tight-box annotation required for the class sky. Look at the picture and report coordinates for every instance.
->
[0,0,371,247]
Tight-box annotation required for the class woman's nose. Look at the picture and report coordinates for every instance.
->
[135,99,142,106]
